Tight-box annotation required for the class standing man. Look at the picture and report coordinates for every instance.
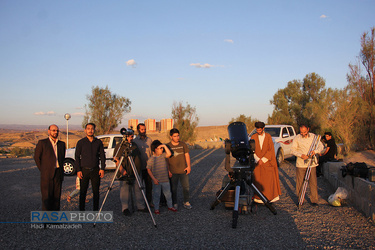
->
[133,123,153,205]
[75,123,106,211]
[167,128,192,209]
[251,122,281,203]
[291,124,324,206]
[34,124,66,211]
[114,130,146,216]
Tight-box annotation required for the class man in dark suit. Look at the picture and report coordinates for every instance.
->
[34,124,66,211]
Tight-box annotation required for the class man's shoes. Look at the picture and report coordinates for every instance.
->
[154,210,160,215]
[168,207,177,212]
[173,204,178,209]
[123,209,132,216]
[183,202,192,209]
[311,203,318,207]
[137,208,148,213]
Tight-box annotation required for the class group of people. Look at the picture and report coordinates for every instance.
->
[34,123,193,216]
[34,123,106,212]
[34,121,337,214]
[250,122,337,207]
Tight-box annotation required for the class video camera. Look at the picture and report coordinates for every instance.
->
[225,122,256,171]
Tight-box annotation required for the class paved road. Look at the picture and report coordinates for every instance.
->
[0,149,374,249]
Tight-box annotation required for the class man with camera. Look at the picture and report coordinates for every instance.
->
[114,129,147,216]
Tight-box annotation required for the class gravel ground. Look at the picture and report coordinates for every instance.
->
[0,149,374,249]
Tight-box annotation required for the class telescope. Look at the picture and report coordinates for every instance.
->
[94,126,156,228]
[211,122,276,228]
[227,122,255,167]
[120,127,134,136]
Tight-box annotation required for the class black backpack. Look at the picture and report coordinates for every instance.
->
[341,162,369,178]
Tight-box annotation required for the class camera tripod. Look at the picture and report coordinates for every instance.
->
[210,164,277,228]
[94,138,157,227]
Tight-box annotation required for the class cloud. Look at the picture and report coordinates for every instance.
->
[75,107,83,110]
[126,59,137,67]
[224,39,234,43]
[34,111,56,116]
[320,14,327,19]
[190,63,214,69]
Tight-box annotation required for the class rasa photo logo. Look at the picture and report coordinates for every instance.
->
[31,211,113,223]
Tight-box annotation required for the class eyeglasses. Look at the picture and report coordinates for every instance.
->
[50,130,59,132]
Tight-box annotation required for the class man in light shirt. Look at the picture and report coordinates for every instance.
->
[291,124,324,206]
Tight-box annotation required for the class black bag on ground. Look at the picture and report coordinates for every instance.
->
[341,162,369,178]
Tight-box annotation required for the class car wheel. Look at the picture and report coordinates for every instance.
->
[63,159,76,176]
[276,149,284,167]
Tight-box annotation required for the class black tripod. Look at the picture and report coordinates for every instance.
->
[211,158,277,228]
[94,137,157,227]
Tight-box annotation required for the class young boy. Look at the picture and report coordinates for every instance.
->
[167,128,192,209]
[147,140,177,214]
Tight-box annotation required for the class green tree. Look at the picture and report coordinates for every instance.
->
[229,114,258,133]
[268,79,302,127]
[268,73,330,134]
[171,101,199,144]
[347,27,375,149]
[83,86,131,135]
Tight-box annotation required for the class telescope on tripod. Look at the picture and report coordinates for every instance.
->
[94,127,157,228]
[210,122,277,228]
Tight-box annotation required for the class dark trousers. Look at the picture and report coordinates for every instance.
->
[80,168,100,211]
[317,155,334,175]
[142,169,153,204]
[40,168,63,211]
[171,174,190,205]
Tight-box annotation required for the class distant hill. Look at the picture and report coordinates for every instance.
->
[0,124,83,131]
[0,125,229,149]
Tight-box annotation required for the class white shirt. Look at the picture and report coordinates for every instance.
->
[49,137,60,168]
[254,132,269,164]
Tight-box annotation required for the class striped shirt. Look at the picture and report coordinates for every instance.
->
[147,153,169,183]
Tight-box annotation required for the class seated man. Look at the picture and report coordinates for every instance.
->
[317,132,337,176]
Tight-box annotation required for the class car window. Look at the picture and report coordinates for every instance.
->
[287,127,295,136]
[281,128,289,138]
[113,137,123,148]
[100,137,110,149]
[264,128,281,137]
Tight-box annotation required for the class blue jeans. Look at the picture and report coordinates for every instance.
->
[152,182,172,210]
[171,174,190,204]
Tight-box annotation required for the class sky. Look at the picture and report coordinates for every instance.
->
[0,0,374,129]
